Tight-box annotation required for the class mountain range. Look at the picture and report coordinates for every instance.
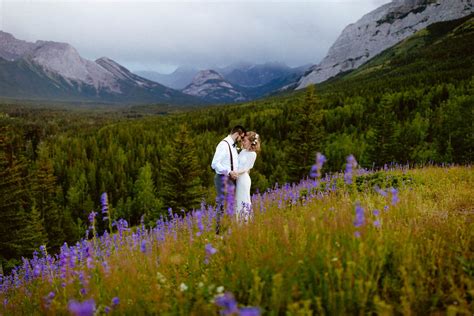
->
[0,0,472,105]
[135,62,308,103]
[0,32,200,105]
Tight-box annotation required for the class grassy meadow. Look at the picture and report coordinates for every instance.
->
[0,162,472,315]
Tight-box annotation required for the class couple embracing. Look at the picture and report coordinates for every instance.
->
[211,125,261,230]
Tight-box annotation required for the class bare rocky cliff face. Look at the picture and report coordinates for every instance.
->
[296,0,473,89]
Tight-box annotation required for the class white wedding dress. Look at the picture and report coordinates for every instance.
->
[235,149,257,222]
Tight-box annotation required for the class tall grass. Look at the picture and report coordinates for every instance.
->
[0,165,473,315]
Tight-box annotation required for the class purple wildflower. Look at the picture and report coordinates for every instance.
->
[354,231,361,238]
[195,211,204,236]
[239,307,261,316]
[373,220,381,228]
[104,306,111,314]
[344,154,358,185]
[86,257,94,269]
[390,188,399,205]
[215,292,239,315]
[33,264,41,278]
[112,297,120,306]
[102,261,110,275]
[43,291,55,308]
[374,185,387,197]
[88,212,97,226]
[225,180,236,217]
[101,192,108,214]
[68,299,96,316]
[113,219,129,238]
[39,245,47,256]
[373,209,380,217]
[204,243,218,264]
[140,239,147,253]
[353,203,365,228]
[205,243,217,256]
[310,152,327,178]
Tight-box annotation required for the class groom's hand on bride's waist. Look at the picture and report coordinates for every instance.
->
[229,171,238,180]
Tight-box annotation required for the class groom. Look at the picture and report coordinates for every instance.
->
[211,125,246,233]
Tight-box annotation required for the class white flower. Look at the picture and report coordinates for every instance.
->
[179,283,188,292]
[156,272,167,284]
[216,286,224,294]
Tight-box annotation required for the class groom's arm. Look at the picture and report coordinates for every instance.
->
[211,142,230,175]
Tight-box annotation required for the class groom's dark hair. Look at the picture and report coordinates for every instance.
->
[231,125,246,135]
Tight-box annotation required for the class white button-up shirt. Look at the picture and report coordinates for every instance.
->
[211,135,239,175]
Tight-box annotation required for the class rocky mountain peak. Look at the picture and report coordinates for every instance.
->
[0,31,15,42]
[0,31,36,61]
[296,0,473,89]
[191,69,223,85]
[182,69,247,103]
[26,41,120,92]
[96,56,168,90]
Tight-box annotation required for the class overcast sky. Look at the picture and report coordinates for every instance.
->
[0,0,390,73]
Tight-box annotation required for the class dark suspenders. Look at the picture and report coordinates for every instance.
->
[223,140,234,171]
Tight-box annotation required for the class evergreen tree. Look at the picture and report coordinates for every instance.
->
[161,124,204,213]
[33,143,65,250]
[286,85,325,182]
[116,197,133,223]
[16,203,48,256]
[367,95,398,166]
[61,208,81,244]
[0,127,43,269]
[133,162,163,225]
[66,173,93,219]
[0,155,27,268]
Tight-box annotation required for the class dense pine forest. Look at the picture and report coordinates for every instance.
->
[0,15,473,271]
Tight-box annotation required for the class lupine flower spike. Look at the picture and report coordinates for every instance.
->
[344,154,358,185]
[310,152,327,179]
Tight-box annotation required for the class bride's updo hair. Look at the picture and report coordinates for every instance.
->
[246,131,261,153]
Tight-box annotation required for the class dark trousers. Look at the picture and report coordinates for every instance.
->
[214,174,235,234]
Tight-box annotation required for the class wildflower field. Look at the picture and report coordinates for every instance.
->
[0,162,473,315]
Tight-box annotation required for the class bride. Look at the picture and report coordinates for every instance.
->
[233,131,260,222]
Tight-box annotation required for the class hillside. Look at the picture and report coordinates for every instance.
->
[316,13,474,95]
[0,165,472,314]
[296,0,473,88]
[0,57,93,100]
